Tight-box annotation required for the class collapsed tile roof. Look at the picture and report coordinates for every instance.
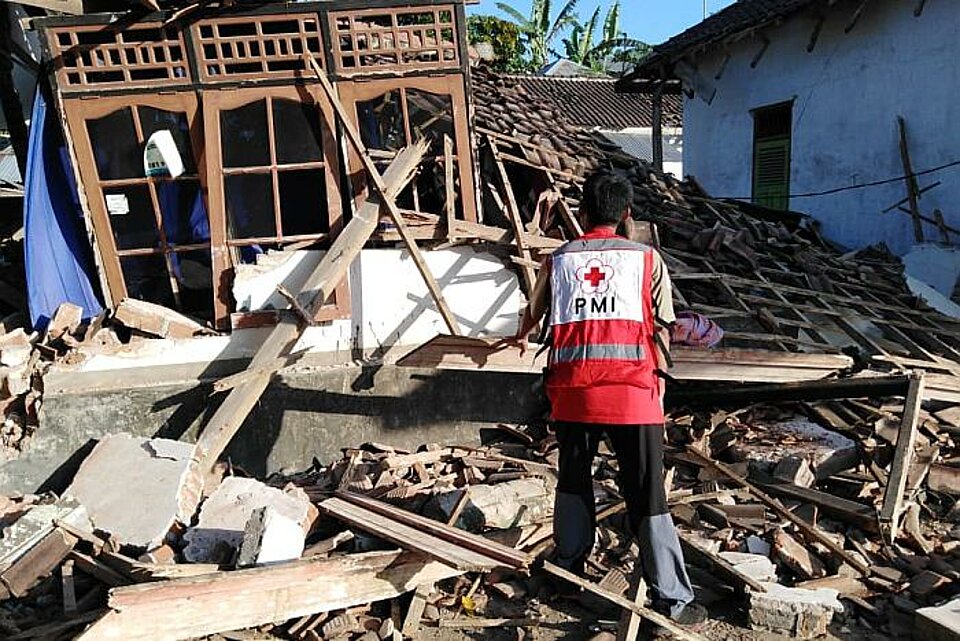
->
[472,68,960,401]
[504,75,683,130]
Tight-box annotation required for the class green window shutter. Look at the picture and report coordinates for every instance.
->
[753,136,791,210]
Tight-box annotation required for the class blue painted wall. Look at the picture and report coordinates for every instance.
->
[682,0,960,255]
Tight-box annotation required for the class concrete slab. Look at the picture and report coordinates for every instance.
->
[916,597,960,641]
[432,477,554,532]
[718,551,777,583]
[237,505,305,567]
[183,477,312,563]
[64,434,201,550]
[749,582,843,639]
[735,416,858,480]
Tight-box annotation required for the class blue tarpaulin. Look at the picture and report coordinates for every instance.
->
[24,87,103,330]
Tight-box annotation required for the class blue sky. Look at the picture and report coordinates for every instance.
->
[469,0,736,47]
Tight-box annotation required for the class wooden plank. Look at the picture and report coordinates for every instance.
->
[488,137,536,297]
[76,551,460,641]
[61,559,77,614]
[334,491,531,569]
[685,447,870,576]
[68,551,129,587]
[308,55,460,337]
[401,584,431,637]
[758,483,878,533]
[880,371,925,541]
[678,532,766,594]
[438,618,539,628]
[397,334,854,383]
[319,498,504,572]
[193,143,426,471]
[898,115,924,242]
[444,135,457,241]
[543,562,707,641]
[0,528,78,599]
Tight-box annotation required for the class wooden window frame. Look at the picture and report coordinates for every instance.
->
[63,92,211,317]
[203,84,348,326]
[337,75,477,223]
[329,5,460,76]
[751,100,793,211]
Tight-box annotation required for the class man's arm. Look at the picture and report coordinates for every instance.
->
[650,250,676,369]
[516,258,551,339]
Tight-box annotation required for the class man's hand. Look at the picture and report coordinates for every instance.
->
[491,335,529,356]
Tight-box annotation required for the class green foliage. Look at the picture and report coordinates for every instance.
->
[561,1,651,73]
[495,0,580,69]
[467,15,529,72]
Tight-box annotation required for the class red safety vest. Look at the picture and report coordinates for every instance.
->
[547,233,658,395]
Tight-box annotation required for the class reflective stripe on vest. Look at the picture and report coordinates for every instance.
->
[551,342,646,364]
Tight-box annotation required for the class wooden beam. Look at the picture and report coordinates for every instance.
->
[807,14,826,52]
[543,562,707,641]
[319,498,503,572]
[678,532,766,594]
[845,0,871,33]
[758,483,878,533]
[487,137,537,297]
[334,491,531,569]
[308,55,461,336]
[652,83,664,172]
[750,35,771,68]
[75,551,460,641]
[897,116,924,243]
[397,335,854,384]
[685,447,871,576]
[879,371,925,542]
[0,528,78,599]
[444,135,457,241]
[193,143,427,472]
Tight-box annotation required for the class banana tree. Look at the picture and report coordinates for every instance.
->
[496,0,580,69]
[563,1,651,73]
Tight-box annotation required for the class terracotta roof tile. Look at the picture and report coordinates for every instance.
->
[506,76,683,130]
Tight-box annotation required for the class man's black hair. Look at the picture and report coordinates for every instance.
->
[580,171,633,227]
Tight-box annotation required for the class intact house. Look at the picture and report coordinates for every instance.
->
[509,75,684,177]
[618,0,960,261]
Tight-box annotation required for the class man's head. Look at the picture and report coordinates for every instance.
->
[580,172,633,228]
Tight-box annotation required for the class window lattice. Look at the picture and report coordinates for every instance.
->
[50,25,190,89]
[193,15,324,82]
[331,6,458,74]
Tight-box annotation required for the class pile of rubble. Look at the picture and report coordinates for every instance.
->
[1,382,959,641]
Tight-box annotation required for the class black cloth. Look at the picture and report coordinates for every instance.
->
[555,421,669,527]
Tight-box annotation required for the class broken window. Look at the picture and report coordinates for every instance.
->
[350,83,465,218]
[69,96,214,321]
[331,6,458,74]
[44,2,475,329]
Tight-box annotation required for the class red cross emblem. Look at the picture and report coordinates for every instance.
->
[576,258,614,294]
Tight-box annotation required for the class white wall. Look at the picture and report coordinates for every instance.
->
[682,0,960,255]
[236,246,522,358]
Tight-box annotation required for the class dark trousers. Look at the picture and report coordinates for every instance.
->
[553,421,694,615]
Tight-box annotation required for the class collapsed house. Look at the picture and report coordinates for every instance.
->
[0,0,959,639]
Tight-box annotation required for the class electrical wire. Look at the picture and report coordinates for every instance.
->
[710,157,960,200]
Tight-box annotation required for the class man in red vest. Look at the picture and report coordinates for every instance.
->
[504,172,706,630]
